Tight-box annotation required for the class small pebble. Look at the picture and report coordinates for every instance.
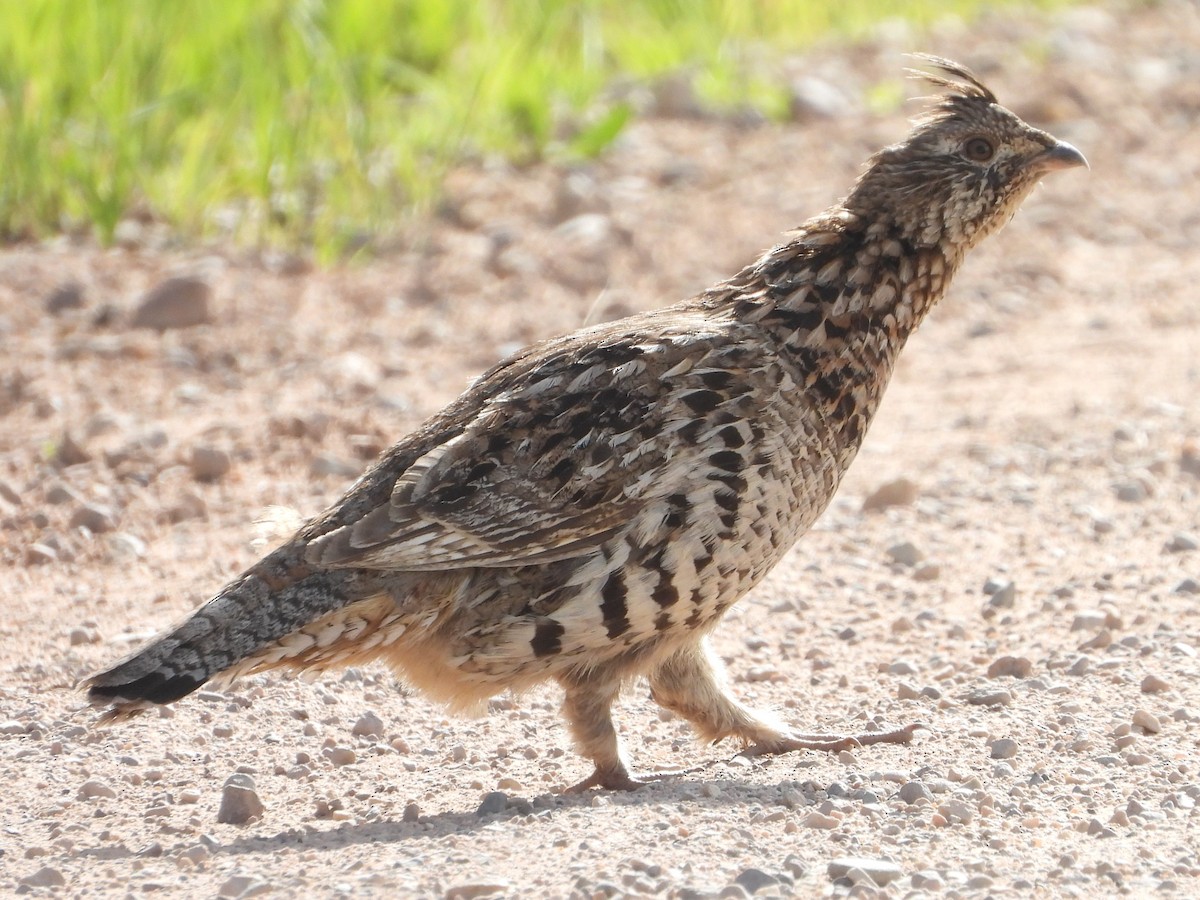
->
[886,542,922,566]
[937,799,975,824]
[1165,533,1198,553]
[1071,610,1108,631]
[987,581,1017,609]
[733,868,778,894]
[78,779,117,800]
[217,774,264,825]
[912,871,945,890]
[1078,629,1112,651]
[131,276,212,330]
[476,791,509,817]
[20,867,66,889]
[351,712,385,738]
[826,857,903,886]
[1066,656,1091,677]
[1132,710,1161,734]
[967,689,1013,707]
[0,478,20,507]
[862,478,918,511]
[69,626,101,646]
[1141,674,1171,693]
[912,563,941,581]
[987,655,1032,678]
[1175,578,1200,596]
[190,446,232,482]
[325,746,356,767]
[69,502,116,533]
[898,781,933,804]
[26,543,58,565]
[45,282,86,314]
[804,811,841,829]
[990,739,1019,759]
[1114,480,1148,503]
[55,430,91,466]
[444,881,511,900]
[218,874,272,898]
[1087,818,1118,837]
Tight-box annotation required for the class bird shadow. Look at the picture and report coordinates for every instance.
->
[210,761,829,859]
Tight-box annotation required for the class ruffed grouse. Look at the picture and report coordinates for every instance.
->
[88,58,1086,791]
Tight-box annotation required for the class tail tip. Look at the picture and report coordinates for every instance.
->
[85,669,205,710]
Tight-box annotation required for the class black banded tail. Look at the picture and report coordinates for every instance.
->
[86,551,364,715]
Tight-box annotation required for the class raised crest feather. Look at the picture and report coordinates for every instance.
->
[905,53,997,104]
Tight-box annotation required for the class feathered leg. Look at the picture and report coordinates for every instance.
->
[648,639,920,755]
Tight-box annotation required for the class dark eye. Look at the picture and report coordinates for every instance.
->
[962,137,995,162]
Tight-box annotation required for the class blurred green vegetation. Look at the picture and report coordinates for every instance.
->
[0,0,1062,257]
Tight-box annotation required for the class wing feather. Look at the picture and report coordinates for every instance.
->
[306,319,756,572]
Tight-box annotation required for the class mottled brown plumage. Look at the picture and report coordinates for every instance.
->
[87,58,1086,791]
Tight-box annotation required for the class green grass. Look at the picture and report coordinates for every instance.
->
[0,0,1062,258]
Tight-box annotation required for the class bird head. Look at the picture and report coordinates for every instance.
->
[847,56,1086,252]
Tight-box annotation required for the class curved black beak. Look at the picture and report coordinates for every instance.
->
[1035,140,1088,173]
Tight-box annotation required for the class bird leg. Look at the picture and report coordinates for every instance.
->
[648,640,921,758]
[559,673,644,792]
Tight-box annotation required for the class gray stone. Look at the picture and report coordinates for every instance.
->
[733,868,778,894]
[310,453,360,479]
[20,866,65,889]
[325,746,356,766]
[913,562,941,581]
[862,478,918,511]
[886,542,923,566]
[990,738,1019,759]
[987,581,1017,608]
[444,881,511,900]
[78,778,117,800]
[218,873,272,898]
[827,857,903,886]
[1071,609,1109,631]
[352,712,385,738]
[54,430,91,466]
[0,478,21,507]
[45,282,86,315]
[1137,676,1166,696]
[789,76,851,121]
[1166,533,1198,553]
[217,774,264,825]
[987,655,1032,678]
[69,626,100,646]
[132,276,212,330]
[1132,709,1162,733]
[69,501,115,533]
[898,781,933,803]
[1114,480,1148,502]
[967,689,1013,707]
[190,446,232,482]
[475,791,509,816]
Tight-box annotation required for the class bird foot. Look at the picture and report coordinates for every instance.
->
[738,722,926,758]
[565,764,701,793]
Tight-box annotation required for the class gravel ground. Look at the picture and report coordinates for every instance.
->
[3,3,1200,897]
